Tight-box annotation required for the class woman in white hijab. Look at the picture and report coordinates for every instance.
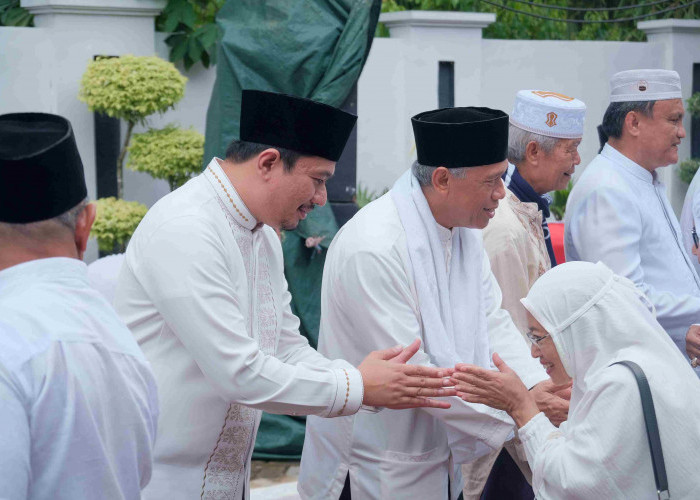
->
[452,261,700,499]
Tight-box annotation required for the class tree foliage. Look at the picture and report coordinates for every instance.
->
[90,197,148,253]
[0,0,32,27]
[127,125,204,191]
[79,55,186,124]
[380,0,700,41]
[157,0,225,70]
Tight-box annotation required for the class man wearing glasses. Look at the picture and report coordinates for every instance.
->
[565,69,700,374]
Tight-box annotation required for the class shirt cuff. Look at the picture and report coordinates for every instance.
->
[518,412,561,465]
[327,366,363,417]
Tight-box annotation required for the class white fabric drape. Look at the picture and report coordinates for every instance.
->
[390,169,490,369]
[518,261,700,499]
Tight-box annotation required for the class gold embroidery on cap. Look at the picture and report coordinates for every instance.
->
[532,91,574,102]
[545,112,558,127]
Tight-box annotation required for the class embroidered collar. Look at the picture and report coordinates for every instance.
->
[204,158,258,231]
[601,144,655,185]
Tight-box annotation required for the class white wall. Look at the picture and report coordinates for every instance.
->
[2,8,699,245]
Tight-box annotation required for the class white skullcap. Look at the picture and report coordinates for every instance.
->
[609,69,681,103]
[510,90,586,139]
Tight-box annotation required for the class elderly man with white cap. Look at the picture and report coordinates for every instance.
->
[565,69,700,375]
[463,90,585,500]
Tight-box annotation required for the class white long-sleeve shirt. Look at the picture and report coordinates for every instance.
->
[114,158,363,500]
[680,170,700,277]
[298,193,547,500]
[565,144,700,367]
[0,257,158,500]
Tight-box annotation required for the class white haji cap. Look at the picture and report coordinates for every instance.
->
[609,69,681,103]
[510,90,586,139]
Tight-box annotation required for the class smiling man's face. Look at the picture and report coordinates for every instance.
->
[444,160,508,229]
[637,98,685,169]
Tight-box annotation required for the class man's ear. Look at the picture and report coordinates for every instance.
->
[624,111,642,138]
[525,140,540,165]
[75,203,96,260]
[256,148,283,180]
[431,166,451,196]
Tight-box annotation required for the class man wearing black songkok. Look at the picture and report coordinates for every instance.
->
[113,90,455,500]
[300,106,555,500]
[0,113,159,498]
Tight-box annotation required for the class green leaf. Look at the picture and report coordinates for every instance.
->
[199,23,220,48]
[1,6,32,27]
[168,35,189,62]
[187,37,204,65]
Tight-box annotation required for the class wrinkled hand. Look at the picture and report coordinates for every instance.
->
[530,379,571,427]
[686,325,700,365]
[359,339,456,410]
[451,353,539,428]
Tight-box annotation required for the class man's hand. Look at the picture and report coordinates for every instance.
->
[686,325,700,366]
[359,339,456,410]
[530,379,571,427]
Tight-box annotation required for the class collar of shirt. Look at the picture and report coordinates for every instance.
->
[436,223,453,274]
[601,143,655,185]
[0,257,87,294]
[204,157,259,231]
[503,163,551,219]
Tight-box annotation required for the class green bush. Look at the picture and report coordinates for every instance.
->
[90,197,148,253]
[688,93,700,119]
[127,125,204,191]
[550,180,573,221]
[679,158,700,185]
[79,55,186,124]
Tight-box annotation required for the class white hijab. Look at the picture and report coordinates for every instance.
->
[520,261,700,499]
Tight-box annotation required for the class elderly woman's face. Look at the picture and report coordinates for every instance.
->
[526,311,571,385]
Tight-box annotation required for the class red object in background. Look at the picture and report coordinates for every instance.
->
[549,222,566,264]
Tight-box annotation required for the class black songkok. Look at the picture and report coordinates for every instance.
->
[412,107,509,168]
[0,113,87,223]
[240,90,357,162]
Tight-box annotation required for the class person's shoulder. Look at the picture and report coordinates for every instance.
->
[484,194,528,248]
[0,304,53,373]
[333,193,404,254]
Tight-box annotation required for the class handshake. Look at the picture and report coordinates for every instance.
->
[358,340,570,425]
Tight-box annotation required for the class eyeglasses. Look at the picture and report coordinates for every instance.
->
[526,330,551,346]
[693,226,699,249]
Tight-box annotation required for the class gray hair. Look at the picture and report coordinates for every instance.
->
[507,124,560,164]
[0,197,89,240]
[602,100,655,139]
[411,161,468,187]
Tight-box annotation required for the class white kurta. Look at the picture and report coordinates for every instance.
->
[565,144,700,368]
[680,171,700,277]
[298,194,547,500]
[114,158,363,500]
[0,258,158,500]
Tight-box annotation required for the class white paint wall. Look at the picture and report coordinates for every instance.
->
[2,8,699,249]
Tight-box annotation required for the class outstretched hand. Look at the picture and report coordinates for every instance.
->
[451,353,539,428]
[359,339,456,410]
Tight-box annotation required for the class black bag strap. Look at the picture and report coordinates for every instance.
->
[613,360,670,500]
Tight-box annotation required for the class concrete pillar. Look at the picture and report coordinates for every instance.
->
[376,11,495,170]
[638,19,700,215]
[19,0,166,260]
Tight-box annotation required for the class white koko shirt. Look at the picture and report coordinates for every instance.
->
[114,158,363,500]
[565,144,700,370]
[298,193,547,500]
[0,258,158,500]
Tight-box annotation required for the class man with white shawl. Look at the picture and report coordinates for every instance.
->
[452,261,700,499]
[298,107,551,500]
[565,69,700,373]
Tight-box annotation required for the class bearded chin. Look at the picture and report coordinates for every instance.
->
[280,219,300,231]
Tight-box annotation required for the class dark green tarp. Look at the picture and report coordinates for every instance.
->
[204,0,381,460]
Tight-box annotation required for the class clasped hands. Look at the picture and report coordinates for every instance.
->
[359,343,570,424]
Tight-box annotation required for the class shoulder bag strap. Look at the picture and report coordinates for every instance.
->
[613,360,670,500]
